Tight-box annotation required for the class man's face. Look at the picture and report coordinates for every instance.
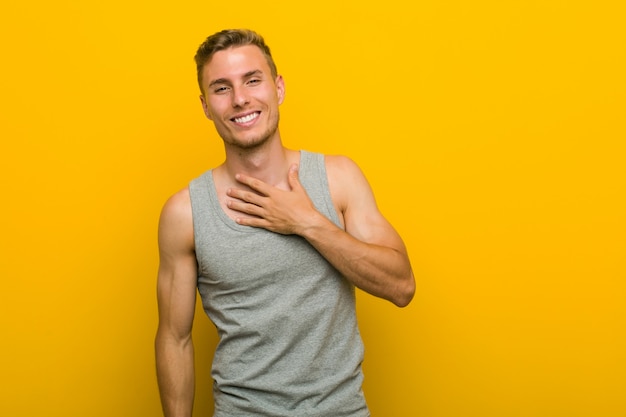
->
[200,45,285,150]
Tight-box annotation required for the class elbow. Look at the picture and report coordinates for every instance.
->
[392,272,415,308]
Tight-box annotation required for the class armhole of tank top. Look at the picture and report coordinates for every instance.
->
[188,171,212,274]
[313,152,344,229]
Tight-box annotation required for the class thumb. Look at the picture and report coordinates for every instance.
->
[288,163,301,189]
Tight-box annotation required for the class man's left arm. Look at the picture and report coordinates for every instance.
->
[226,156,415,307]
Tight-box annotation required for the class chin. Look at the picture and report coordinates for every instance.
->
[231,128,278,149]
[227,135,270,150]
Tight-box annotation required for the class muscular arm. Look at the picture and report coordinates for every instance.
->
[303,155,415,307]
[155,189,198,417]
[226,156,415,307]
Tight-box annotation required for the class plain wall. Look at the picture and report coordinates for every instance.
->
[1,1,624,416]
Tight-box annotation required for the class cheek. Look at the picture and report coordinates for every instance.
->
[206,98,228,119]
[256,87,280,105]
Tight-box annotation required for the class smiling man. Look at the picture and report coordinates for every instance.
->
[200,48,283,151]
[155,29,415,417]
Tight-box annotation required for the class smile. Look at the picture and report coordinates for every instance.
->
[232,112,260,124]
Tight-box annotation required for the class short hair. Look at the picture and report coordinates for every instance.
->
[194,29,278,95]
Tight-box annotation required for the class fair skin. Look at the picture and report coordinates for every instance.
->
[155,44,415,417]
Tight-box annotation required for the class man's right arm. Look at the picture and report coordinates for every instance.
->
[155,189,198,417]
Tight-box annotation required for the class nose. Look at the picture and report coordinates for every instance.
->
[231,85,250,108]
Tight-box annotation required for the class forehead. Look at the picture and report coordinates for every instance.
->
[202,45,271,84]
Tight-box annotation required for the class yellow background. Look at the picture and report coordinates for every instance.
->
[1,1,624,416]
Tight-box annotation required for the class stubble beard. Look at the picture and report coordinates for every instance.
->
[221,113,280,152]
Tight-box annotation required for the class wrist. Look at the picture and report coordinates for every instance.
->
[297,210,337,241]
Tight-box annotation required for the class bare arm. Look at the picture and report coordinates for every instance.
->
[305,155,414,307]
[155,189,198,417]
[226,156,415,307]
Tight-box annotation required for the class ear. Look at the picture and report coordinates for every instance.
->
[199,94,213,120]
[275,75,285,105]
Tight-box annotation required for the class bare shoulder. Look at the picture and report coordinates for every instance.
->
[158,188,194,253]
[161,188,192,219]
[323,154,405,249]
[324,154,362,177]
[324,154,376,210]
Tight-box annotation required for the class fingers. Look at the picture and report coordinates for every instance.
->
[226,198,263,217]
[226,187,262,206]
[234,173,269,194]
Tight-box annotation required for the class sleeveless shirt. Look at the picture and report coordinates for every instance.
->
[188,150,369,417]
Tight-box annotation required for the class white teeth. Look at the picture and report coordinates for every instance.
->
[234,112,259,124]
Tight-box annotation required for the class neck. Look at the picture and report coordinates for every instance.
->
[220,136,294,187]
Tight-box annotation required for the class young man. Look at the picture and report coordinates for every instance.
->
[155,29,415,417]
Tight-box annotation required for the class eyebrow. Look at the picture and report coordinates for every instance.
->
[208,70,264,88]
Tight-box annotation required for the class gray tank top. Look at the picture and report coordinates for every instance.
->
[189,150,369,416]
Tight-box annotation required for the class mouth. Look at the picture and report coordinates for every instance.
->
[231,111,260,124]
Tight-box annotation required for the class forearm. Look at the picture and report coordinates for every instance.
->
[155,331,195,417]
[301,216,415,307]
